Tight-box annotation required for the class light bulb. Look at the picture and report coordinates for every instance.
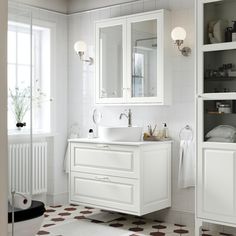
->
[74,41,87,53]
[171,27,187,41]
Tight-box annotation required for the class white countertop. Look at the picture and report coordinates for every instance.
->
[68,138,172,146]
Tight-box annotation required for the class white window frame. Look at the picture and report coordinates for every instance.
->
[7,16,55,134]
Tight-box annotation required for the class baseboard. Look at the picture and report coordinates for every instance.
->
[46,192,69,206]
[145,208,195,228]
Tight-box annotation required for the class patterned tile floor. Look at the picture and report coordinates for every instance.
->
[37,204,194,236]
[201,225,236,236]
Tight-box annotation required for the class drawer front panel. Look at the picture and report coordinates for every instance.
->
[70,143,139,178]
[70,172,139,213]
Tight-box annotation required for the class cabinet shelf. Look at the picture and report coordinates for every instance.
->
[200,92,236,100]
[206,111,236,115]
[205,77,236,82]
[202,42,236,52]
[202,141,236,149]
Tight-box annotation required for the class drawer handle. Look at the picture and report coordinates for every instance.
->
[94,176,111,182]
[96,144,110,149]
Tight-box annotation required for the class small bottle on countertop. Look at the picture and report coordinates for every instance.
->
[225,27,232,42]
[162,123,169,139]
[232,21,236,41]
[88,129,94,139]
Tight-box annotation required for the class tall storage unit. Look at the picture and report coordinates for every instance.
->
[196,0,236,234]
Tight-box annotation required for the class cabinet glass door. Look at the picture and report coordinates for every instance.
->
[96,20,125,103]
[202,99,236,143]
[129,16,159,100]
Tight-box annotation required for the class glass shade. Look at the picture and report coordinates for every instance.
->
[171,27,186,41]
[74,40,87,53]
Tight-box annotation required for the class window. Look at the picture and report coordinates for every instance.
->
[8,21,51,133]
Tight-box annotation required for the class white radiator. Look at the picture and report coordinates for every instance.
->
[9,142,47,195]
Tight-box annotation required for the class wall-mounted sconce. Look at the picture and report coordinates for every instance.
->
[171,27,191,57]
[74,40,93,65]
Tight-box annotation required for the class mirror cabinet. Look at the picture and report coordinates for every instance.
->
[95,10,171,105]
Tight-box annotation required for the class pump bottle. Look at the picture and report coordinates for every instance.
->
[162,123,169,139]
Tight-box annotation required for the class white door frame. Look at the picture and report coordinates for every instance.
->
[0,0,8,234]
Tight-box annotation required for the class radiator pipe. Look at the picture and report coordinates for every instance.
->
[11,190,15,236]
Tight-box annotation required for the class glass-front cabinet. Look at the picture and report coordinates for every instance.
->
[196,0,236,234]
[197,0,236,144]
[95,10,171,105]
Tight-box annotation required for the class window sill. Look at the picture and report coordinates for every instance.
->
[8,130,57,140]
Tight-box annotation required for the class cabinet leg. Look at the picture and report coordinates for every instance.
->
[195,218,203,236]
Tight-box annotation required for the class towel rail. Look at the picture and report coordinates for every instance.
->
[179,125,193,141]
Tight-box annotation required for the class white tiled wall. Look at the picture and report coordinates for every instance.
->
[68,0,195,222]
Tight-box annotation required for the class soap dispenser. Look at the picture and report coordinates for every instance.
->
[162,123,169,139]
[88,129,94,139]
[232,21,236,41]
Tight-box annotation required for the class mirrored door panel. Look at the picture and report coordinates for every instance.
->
[98,24,123,99]
[131,19,157,98]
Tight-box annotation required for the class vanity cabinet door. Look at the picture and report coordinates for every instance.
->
[95,19,126,104]
[126,11,171,104]
[197,146,236,224]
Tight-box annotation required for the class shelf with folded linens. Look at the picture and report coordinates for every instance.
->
[204,100,236,143]
[204,125,236,143]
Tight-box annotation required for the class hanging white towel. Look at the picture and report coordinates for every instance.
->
[63,129,79,174]
[178,140,195,188]
[63,144,69,174]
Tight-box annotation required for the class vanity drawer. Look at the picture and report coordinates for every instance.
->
[70,143,139,178]
[70,172,139,214]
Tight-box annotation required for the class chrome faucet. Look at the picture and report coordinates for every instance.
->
[119,109,132,127]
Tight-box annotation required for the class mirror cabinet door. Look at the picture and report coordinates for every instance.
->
[130,18,158,99]
[98,24,124,100]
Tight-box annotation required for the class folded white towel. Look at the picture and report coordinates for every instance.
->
[178,140,195,189]
[207,137,235,143]
[206,125,236,139]
[9,193,32,210]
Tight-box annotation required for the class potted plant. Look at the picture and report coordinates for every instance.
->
[9,81,49,130]
[9,87,30,130]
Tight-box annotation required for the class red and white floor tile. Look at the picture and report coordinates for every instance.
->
[37,204,194,236]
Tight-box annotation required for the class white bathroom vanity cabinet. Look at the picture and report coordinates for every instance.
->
[68,139,171,216]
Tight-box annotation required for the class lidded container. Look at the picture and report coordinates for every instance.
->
[218,103,232,114]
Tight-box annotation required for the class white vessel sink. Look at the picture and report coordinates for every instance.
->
[98,126,143,142]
